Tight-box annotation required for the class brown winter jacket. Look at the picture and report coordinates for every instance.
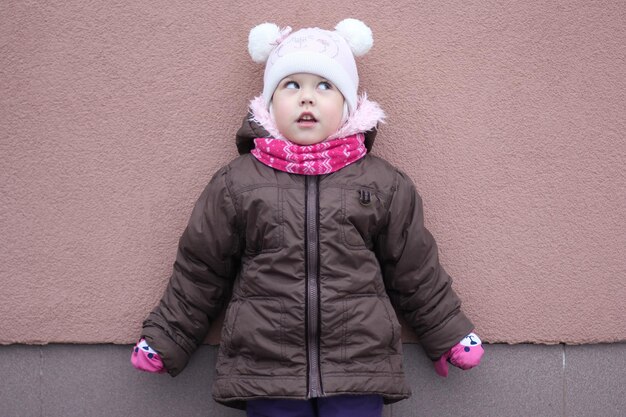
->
[142,116,474,410]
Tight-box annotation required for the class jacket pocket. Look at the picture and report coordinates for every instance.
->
[341,187,384,250]
[380,296,402,353]
[237,186,284,254]
[219,299,242,358]
[222,297,287,372]
[341,295,398,362]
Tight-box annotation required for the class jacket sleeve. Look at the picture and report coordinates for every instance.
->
[141,165,240,376]
[376,170,474,360]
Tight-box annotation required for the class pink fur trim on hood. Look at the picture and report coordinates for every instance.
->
[248,93,385,142]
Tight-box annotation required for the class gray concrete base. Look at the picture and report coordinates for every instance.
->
[1,343,625,416]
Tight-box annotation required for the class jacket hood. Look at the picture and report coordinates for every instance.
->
[235,94,384,155]
[235,114,272,155]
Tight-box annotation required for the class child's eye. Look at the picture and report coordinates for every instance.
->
[318,81,332,90]
[284,81,299,89]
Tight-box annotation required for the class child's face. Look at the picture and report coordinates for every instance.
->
[272,73,345,145]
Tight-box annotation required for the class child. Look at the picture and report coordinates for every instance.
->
[132,19,484,417]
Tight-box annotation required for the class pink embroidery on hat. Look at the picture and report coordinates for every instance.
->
[271,26,293,47]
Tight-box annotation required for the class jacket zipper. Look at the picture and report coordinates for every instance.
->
[305,175,323,398]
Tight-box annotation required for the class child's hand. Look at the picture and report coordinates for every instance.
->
[131,338,166,373]
[434,333,483,377]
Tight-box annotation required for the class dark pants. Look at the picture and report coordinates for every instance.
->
[246,394,383,417]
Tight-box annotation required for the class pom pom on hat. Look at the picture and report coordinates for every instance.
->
[248,23,282,63]
[335,18,373,57]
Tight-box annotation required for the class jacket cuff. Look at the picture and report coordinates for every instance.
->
[419,311,475,360]
[142,326,193,377]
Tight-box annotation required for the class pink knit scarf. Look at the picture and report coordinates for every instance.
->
[251,133,367,175]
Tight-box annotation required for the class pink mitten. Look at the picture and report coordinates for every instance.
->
[131,339,166,373]
[434,333,483,377]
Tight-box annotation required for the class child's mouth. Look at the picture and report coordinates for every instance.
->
[297,113,317,125]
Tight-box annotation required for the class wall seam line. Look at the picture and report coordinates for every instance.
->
[562,344,567,417]
[39,346,44,417]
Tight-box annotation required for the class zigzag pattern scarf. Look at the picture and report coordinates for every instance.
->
[251,133,366,175]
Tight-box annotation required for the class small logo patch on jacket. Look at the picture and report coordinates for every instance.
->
[359,189,372,206]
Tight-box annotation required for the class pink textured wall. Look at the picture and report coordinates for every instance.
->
[1,0,624,345]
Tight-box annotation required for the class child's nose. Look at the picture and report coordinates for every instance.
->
[299,88,315,105]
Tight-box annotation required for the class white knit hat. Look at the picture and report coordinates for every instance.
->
[248,19,373,113]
